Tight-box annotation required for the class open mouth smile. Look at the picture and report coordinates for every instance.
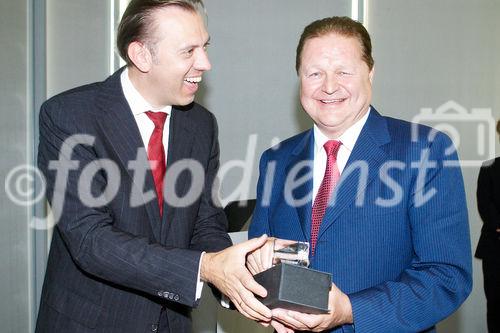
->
[320,98,347,104]
[184,77,202,84]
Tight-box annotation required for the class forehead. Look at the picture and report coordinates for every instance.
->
[149,6,208,42]
[302,33,362,59]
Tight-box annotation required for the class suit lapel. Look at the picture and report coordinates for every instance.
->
[318,108,391,239]
[161,106,195,241]
[284,130,314,242]
[95,69,162,239]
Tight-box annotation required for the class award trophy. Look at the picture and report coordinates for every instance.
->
[253,239,331,314]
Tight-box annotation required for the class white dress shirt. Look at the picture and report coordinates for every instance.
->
[312,108,371,202]
[120,68,172,151]
[120,68,204,300]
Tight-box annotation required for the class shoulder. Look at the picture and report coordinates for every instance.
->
[40,69,124,122]
[384,115,448,142]
[481,157,500,171]
[182,102,216,124]
[367,107,451,144]
[174,102,218,134]
[172,103,219,148]
[379,114,454,153]
[261,130,311,160]
[39,80,104,123]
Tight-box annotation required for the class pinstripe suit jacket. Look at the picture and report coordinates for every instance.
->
[36,68,231,332]
[249,108,472,333]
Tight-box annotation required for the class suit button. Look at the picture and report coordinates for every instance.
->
[174,295,179,301]
[163,291,169,298]
[157,291,163,297]
[168,294,174,300]
[151,324,158,332]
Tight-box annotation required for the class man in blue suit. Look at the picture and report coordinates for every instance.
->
[248,16,472,333]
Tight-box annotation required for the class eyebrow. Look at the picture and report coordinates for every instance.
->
[204,36,211,47]
[179,36,211,52]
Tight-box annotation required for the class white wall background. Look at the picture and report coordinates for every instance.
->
[46,0,112,97]
[0,1,32,332]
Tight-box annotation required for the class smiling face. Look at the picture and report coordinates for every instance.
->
[299,33,373,139]
[139,6,211,107]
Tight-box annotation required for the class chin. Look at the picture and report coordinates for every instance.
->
[318,116,343,127]
[176,97,195,106]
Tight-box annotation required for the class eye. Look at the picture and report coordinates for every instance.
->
[308,72,321,78]
[338,71,352,76]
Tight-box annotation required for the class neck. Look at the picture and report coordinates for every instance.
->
[127,66,163,109]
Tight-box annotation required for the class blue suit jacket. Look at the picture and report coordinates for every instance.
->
[249,108,472,333]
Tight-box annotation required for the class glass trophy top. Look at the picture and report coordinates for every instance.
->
[272,239,310,267]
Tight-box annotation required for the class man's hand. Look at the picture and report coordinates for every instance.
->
[246,237,275,274]
[258,318,294,333]
[270,319,295,333]
[201,234,272,322]
[246,238,304,275]
[271,282,353,332]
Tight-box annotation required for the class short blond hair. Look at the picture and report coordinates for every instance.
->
[296,16,374,74]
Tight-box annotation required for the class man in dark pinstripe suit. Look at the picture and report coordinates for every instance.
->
[35,1,271,332]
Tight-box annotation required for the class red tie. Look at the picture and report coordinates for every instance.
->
[311,140,342,256]
[146,111,168,216]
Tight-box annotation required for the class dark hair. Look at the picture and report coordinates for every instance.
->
[117,0,204,66]
[295,16,374,74]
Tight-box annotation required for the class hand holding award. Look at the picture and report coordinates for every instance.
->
[246,238,331,314]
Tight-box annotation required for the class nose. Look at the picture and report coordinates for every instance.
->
[195,48,211,72]
[322,74,338,95]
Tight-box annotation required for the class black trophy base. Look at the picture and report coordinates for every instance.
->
[254,263,331,314]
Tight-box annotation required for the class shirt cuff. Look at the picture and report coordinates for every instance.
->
[220,295,231,309]
[196,252,205,300]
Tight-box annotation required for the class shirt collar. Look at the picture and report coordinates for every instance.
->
[314,107,371,154]
[120,67,172,115]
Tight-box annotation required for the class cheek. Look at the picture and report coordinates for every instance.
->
[300,81,320,99]
[338,77,354,88]
[300,89,315,109]
[345,79,370,97]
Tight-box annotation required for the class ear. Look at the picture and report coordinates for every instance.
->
[127,41,153,73]
[369,66,375,83]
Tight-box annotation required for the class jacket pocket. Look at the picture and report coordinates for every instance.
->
[44,287,105,328]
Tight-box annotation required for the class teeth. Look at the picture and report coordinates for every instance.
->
[321,98,345,103]
[185,77,202,83]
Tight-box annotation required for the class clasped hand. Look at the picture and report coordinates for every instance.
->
[246,237,354,333]
[200,234,272,322]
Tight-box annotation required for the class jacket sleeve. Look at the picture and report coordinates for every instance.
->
[248,150,272,238]
[348,132,472,332]
[189,113,232,252]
